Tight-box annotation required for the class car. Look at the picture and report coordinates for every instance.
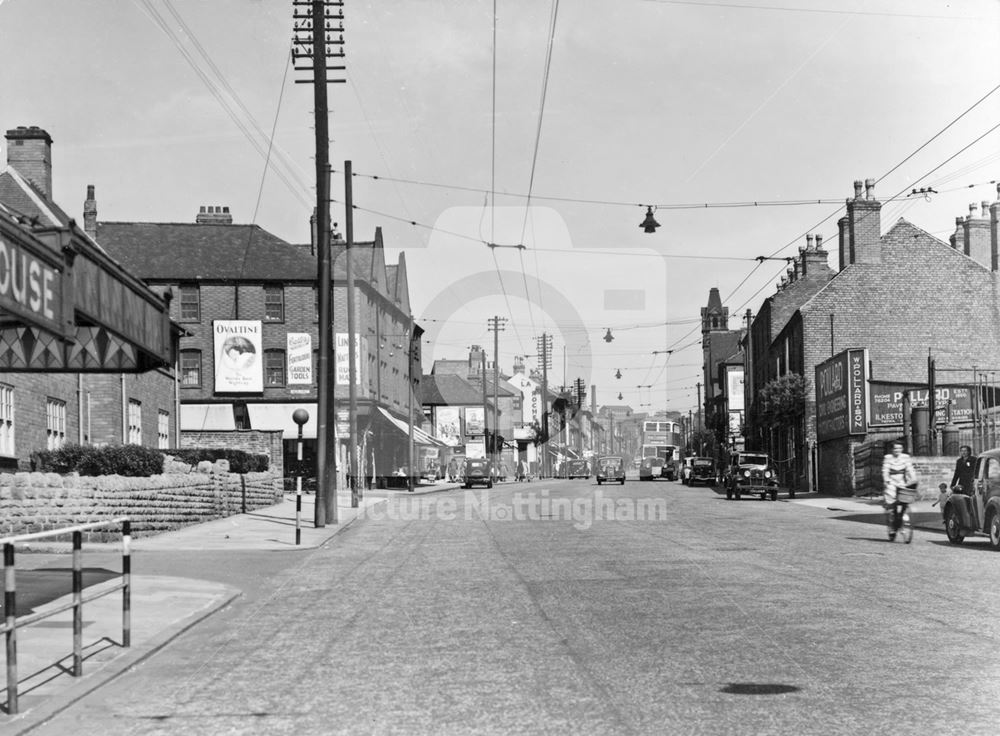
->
[595,456,626,485]
[687,457,716,487]
[564,459,590,479]
[941,447,1000,548]
[724,451,779,500]
[462,457,493,489]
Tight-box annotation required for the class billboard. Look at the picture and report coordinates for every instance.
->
[465,407,485,435]
[726,365,745,410]
[815,348,867,441]
[869,383,974,426]
[335,333,365,386]
[436,406,461,446]
[214,320,263,393]
[287,333,312,384]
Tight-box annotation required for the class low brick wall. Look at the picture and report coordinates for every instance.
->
[0,471,282,541]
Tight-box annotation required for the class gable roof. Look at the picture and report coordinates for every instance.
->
[96,221,314,281]
[0,166,73,229]
[420,374,495,407]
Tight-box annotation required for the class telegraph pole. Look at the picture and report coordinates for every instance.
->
[536,333,552,477]
[487,316,507,471]
[293,0,345,526]
[345,160,359,508]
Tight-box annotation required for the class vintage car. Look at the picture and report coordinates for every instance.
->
[687,457,716,487]
[941,447,1000,548]
[462,457,493,489]
[564,459,591,480]
[724,451,779,500]
[596,456,626,485]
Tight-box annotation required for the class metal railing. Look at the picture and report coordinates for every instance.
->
[1,518,131,715]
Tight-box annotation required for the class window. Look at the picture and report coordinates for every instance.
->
[46,399,66,450]
[158,411,170,449]
[128,400,142,445]
[0,384,14,456]
[179,284,200,321]
[264,286,284,321]
[180,350,202,386]
[265,349,286,386]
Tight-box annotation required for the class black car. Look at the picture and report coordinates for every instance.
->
[687,457,716,486]
[462,457,493,489]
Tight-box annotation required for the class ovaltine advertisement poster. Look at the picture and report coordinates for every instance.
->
[287,333,312,384]
[214,320,263,392]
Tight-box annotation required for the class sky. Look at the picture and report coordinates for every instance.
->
[2,0,999,415]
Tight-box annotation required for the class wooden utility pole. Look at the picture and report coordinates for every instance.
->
[537,333,552,477]
[487,316,507,471]
[345,160,359,507]
[293,0,345,525]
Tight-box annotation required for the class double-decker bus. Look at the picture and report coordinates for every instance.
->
[638,420,681,481]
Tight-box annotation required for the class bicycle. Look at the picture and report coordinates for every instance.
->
[885,481,917,543]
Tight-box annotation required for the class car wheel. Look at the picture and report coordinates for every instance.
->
[770,489,778,501]
[487,480,493,489]
[989,512,1000,550]
[726,486,732,500]
[945,506,965,545]
[463,483,471,489]
[788,489,796,499]
[620,478,625,485]
[735,489,742,500]
[597,479,602,485]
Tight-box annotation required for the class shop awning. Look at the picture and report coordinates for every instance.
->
[181,404,236,431]
[247,403,318,439]
[377,407,447,446]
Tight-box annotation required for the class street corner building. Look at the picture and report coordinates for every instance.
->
[704,178,1000,496]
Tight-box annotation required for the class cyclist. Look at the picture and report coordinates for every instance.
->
[882,440,917,540]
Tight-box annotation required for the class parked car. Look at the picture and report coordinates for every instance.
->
[564,459,590,479]
[596,456,626,485]
[724,451,779,500]
[687,457,716,486]
[941,447,1000,548]
[462,457,493,489]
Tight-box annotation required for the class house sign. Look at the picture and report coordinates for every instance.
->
[815,348,868,441]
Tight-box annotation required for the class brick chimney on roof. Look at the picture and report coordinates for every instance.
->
[990,184,1000,272]
[83,184,97,240]
[844,178,882,266]
[5,126,53,199]
[196,205,233,225]
[962,200,991,269]
[949,216,964,250]
[800,233,829,276]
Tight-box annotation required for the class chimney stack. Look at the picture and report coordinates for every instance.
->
[5,126,53,199]
[837,216,849,271]
[801,233,830,276]
[846,178,882,265]
[990,184,1000,272]
[195,205,233,225]
[83,184,97,240]
[962,200,991,268]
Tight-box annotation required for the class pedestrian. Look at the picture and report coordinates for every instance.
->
[950,444,976,495]
[446,458,458,483]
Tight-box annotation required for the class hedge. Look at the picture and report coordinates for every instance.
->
[31,444,269,477]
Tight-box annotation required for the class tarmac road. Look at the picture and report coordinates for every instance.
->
[6,479,1000,735]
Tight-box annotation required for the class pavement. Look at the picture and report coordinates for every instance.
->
[0,478,946,733]
[0,485,405,733]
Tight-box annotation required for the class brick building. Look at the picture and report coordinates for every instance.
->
[746,179,1000,495]
[0,126,178,470]
[94,201,427,484]
[700,287,746,457]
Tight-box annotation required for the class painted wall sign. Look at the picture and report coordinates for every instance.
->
[869,383,974,426]
[335,333,365,386]
[214,320,263,392]
[287,332,312,384]
[815,348,868,441]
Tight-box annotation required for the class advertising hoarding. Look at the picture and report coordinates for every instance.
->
[815,348,867,441]
[214,320,263,392]
[435,406,461,446]
[868,383,974,426]
[287,333,312,384]
[465,407,485,435]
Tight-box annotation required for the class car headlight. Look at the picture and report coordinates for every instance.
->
[764,470,772,478]
[743,470,750,478]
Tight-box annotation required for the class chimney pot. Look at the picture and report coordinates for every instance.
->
[853,180,863,198]
[806,233,815,250]
[970,203,979,219]
[864,178,875,200]
[982,201,991,215]
[815,233,824,250]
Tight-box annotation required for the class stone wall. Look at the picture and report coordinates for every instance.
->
[0,470,282,541]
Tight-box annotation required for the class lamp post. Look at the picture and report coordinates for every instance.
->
[292,408,309,546]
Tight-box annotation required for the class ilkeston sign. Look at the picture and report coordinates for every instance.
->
[0,218,65,336]
[868,382,974,426]
[815,348,868,441]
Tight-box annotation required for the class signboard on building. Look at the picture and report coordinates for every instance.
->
[0,227,63,336]
[436,406,461,446]
[214,320,263,393]
[869,383,974,426]
[335,333,364,386]
[287,333,312,384]
[465,407,485,435]
[726,365,745,410]
[815,348,868,441]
